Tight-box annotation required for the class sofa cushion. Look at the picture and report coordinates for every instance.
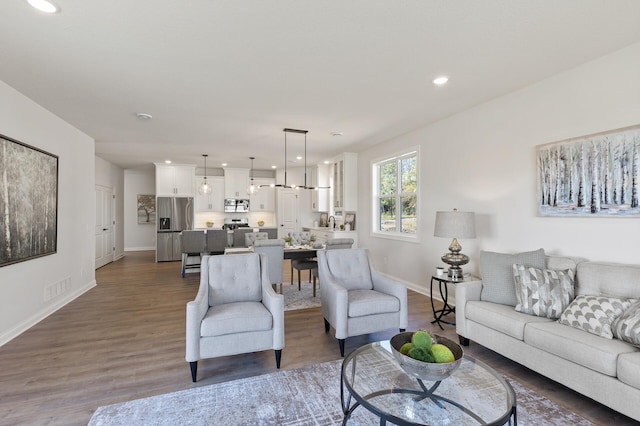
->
[201,301,272,337]
[618,352,640,389]
[525,321,636,377]
[465,301,553,340]
[480,248,546,306]
[612,300,640,346]
[558,295,633,339]
[513,264,575,319]
[348,289,399,317]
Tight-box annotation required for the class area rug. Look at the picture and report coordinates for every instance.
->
[282,279,321,311]
[88,359,594,426]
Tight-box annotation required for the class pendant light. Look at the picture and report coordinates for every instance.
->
[199,154,212,195]
[247,156,259,195]
[263,128,329,189]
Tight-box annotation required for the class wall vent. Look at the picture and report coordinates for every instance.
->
[44,276,71,302]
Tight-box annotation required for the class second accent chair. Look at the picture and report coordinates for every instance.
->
[185,253,284,382]
[317,248,408,356]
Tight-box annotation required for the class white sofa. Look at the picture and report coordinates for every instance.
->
[456,256,640,421]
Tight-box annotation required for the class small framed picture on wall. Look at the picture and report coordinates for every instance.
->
[345,212,356,231]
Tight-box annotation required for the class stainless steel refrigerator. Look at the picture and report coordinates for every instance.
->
[156,197,194,262]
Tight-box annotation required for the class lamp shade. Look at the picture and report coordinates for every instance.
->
[434,210,476,239]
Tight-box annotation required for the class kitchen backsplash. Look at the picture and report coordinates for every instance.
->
[194,212,276,229]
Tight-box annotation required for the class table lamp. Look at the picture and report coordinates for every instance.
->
[434,209,476,280]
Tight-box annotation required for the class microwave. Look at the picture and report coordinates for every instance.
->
[224,199,250,213]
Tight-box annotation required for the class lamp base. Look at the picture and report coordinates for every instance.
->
[447,266,464,280]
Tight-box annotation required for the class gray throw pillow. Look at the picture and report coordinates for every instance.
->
[558,295,633,339]
[480,248,546,306]
[612,300,640,346]
[512,264,575,319]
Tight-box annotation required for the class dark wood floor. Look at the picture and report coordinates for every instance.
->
[0,251,634,425]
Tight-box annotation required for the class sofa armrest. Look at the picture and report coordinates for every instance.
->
[371,270,408,329]
[185,277,209,362]
[455,279,483,339]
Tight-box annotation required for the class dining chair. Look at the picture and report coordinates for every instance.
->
[245,231,269,247]
[233,228,254,247]
[180,230,206,278]
[288,231,316,291]
[254,239,285,293]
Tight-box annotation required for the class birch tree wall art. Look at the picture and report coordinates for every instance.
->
[537,125,640,217]
[0,134,58,267]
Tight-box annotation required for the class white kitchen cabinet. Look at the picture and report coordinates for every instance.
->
[155,163,195,196]
[250,178,275,212]
[195,176,224,212]
[311,164,330,212]
[224,168,249,198]
[331,153,357,214]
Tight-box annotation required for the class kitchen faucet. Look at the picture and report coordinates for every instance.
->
[328,215,336,229]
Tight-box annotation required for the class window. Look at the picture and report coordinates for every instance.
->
[372,150,418,237]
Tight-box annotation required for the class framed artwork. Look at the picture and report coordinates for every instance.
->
[137,194,156,224]
[345,212,356,231]
[0,134,58,267]
[537,124,640,217]
[319,212,328,227]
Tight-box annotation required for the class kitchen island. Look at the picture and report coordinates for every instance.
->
[302,227,357,248]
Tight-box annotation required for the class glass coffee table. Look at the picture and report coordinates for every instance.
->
[341,341,516,425]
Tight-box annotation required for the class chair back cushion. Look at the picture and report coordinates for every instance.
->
[325,249,373,290]
[206,229,228,253]
[245,232,269,247]
[206,253,262,306]
[180,230,206,253]
[326,238,354,250]
[288,231,311,245]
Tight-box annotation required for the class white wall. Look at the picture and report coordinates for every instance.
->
[96,156,125,259]
[124,169,156,251]
[357,42,640,295]
[0,80,96,345]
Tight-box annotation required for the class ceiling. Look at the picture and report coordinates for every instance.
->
[2,1,640,172]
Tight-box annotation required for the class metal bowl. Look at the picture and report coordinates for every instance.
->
[390,331,463,381]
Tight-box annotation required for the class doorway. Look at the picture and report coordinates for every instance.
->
[95,185,114,269]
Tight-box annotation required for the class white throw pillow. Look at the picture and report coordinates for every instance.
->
[558,295,633,339]
[612,300,640,346]
[512,264,574,319]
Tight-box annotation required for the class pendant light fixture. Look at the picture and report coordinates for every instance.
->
[263,128,329,189]
[199,154,212,195]
[247,156,259,195]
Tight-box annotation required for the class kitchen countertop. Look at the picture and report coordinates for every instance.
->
[303,226,355,233]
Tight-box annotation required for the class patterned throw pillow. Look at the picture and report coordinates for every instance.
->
[612,300,640,346]
[512,265,575,319]
[558,295,633,339]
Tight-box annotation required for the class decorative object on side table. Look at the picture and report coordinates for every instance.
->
[434,208,476,280]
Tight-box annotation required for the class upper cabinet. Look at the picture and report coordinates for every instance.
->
[332,153,357,213]
[195,176,224,212]
[155,163,195,196]
[224,168,249,198]
[311,164,330,212]
[250,178,275,212]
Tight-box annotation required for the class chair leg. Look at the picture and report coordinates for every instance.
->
[298,270,301,291]
[339,339,345,357]
[189,361,198,382]
[324,318,330,333]
[313,277,316,298]
[459,336,470,346]
[275,349,282,369]
[291,264,294,285]
[400,328,406,332]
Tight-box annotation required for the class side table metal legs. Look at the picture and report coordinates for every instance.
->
[430,277,456,329]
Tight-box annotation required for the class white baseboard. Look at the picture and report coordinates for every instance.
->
[0,280,97,347]
[125,247,156,252]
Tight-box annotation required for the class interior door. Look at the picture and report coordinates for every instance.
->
[95,185,114,269]
[277,189,299,239]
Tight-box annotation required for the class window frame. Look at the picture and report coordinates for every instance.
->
[371,147,419,242]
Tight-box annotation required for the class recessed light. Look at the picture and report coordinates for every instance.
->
[135,112,153,120]
[271,165,277,169]
[331,131,343,137]
[323,160,331,164]
[221,163,228,167]
[165,160,172,164]
[296,156,302,161]
[433,76,449,85]
[27,0,60,13]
